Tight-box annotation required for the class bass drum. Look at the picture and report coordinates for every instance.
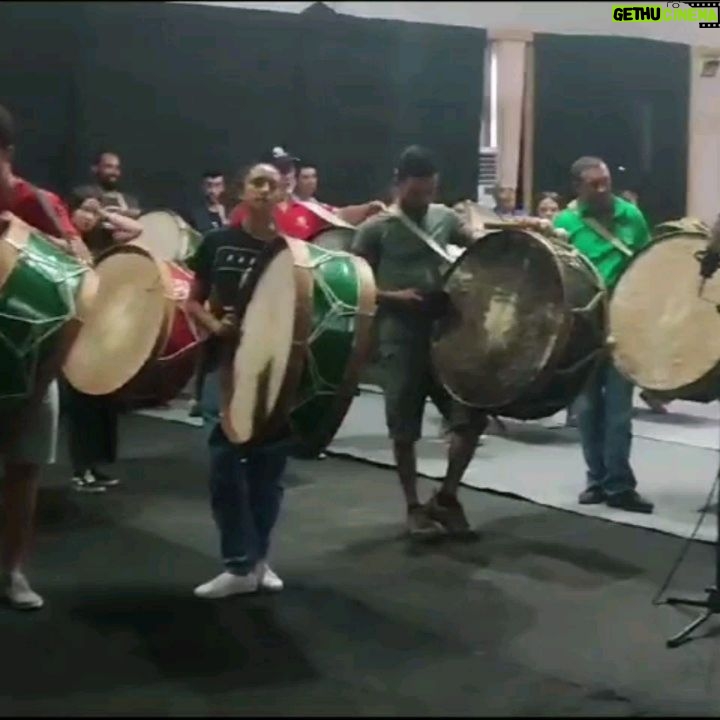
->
[432,227,607,419]
[113,262,203,408]
[308,226,355,252]
[0,213,98,409]
[138,210,202,264]
[222,238,376,455]
[64,243,179,396]
[610,218,718,402]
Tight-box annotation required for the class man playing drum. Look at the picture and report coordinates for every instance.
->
[0,104,92,609]
[553,157,654,514]
[352,145,487,536]
[187,162,290,599]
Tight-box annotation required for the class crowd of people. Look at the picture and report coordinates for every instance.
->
[0,96,669,607]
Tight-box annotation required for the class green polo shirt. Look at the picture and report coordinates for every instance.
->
[553,196,651,290]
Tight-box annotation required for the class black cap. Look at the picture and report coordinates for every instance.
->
[261,146,300,171]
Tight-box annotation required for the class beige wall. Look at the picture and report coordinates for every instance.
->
[687,47,720,223]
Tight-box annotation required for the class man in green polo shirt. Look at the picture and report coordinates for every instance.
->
[352,145,488,537]
[554,156,654,514]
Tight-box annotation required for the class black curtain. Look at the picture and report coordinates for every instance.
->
[0,1,484,211]
[0,2,83,193]
[533,34,689,225]
[71,2,301,212]
[296,7,486,205]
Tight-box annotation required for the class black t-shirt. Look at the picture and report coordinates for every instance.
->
[190,225,290,444]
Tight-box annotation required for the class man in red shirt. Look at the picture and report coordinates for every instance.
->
[229,147,384,241]
[0,104,90,611]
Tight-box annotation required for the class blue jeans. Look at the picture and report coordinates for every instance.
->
[201,368,289,576]
[576,361,636,496]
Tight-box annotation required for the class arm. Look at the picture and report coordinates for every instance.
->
[336,201,385,226]
[99,208,143,243]
[448,208,483,248]
[45,193,93,263]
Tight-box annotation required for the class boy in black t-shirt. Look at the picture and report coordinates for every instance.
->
[187,163,291,599]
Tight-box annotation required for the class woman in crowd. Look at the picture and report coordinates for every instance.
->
[64,185,143,492]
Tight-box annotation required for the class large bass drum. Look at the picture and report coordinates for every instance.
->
[432,227,607,419]
[222,238,376,454]
[138,210,202,264]
[610,218,717,402]
[0,213,98,410]
[309,226,355,252]
[63,243,194,399]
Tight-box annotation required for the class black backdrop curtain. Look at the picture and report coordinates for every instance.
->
[0,1,485,212]
[533,34,689,225]
[0,2,82,193]
[295,8,486,206]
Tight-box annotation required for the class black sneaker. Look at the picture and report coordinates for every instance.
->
[72,471,106,494]
[579,487,605,505]
[606,490,654,514]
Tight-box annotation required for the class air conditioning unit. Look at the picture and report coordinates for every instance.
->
[477,147,498,206]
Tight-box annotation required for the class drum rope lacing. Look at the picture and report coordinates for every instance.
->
[0,240,89,399]
[292,253,370,411]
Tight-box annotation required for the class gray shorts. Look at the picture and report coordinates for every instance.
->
[378,343,487,443]
[0,380,59,465]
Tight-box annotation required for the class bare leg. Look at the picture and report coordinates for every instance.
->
[441,430,479,498]
[2,461,40,574]
[392,439,419,506]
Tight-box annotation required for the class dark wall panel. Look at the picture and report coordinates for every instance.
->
[296,10,485,205]
[533,34,689,225]
[1,2,483,211]
[0,2,83,193]
[71,2,302,211]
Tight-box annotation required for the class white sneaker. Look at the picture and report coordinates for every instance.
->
[4,572,44,610]
[257,562,284,592]
[72,470,107,494]
[193,571,258,599]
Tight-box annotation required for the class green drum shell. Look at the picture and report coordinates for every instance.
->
[290,243,375,454]
[0,230,87,410]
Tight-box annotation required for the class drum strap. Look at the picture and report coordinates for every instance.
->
[295,199,356,230]
[581,216,633,258]
[387,204,454,264]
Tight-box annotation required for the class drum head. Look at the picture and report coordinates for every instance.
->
[138,211,188,262]
[226,247,304,443]
[432,230,568,408]
[611,235,720,394]
[63,245,170,395]
[310,226,355,252]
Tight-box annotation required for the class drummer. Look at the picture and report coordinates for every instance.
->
[352,145,487,536]
[0,104,91,610]
[89,150,142,219]
[553,156,654,514]
[63,185,143,493]
[187,162,290,599]
[228,146,385,239]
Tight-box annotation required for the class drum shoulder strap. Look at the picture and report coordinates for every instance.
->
[581,215,633,258]
[388,204,453,264]
[32,185,71,240]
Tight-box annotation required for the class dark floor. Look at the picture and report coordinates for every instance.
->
[2,415,720,716]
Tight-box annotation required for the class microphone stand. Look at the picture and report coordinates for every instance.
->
[665,466,720,648]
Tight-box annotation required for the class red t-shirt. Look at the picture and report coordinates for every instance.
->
[229,199,332,242]
[5,177,78,238]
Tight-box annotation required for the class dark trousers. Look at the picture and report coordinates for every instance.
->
[576,361,636,496]
[64,381,118,474]
[200,368,288,575]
